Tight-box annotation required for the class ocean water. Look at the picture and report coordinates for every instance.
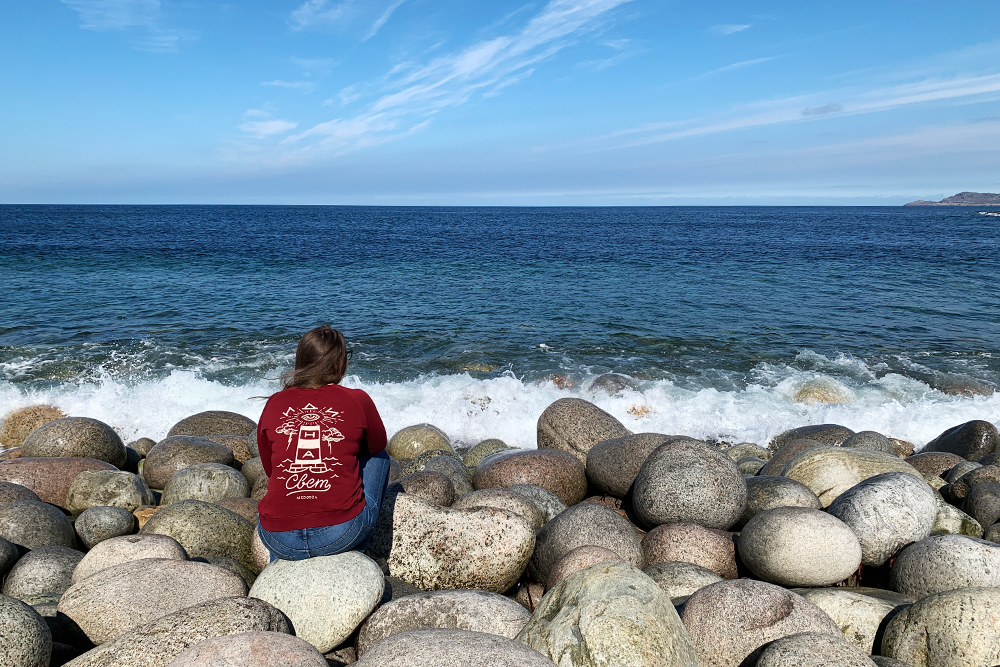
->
[1,205,998,449]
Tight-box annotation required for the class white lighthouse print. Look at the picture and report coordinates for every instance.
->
[274,403,344,486]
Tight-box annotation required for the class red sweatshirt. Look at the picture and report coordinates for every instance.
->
[255,384,387,532]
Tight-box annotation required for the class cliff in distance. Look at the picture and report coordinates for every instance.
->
[905,192,1000,206]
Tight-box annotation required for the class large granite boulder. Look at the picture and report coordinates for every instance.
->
[827,472,937,566]
[679,579,842,667]
[355,629,557,667]
[248,551,383,653]
[0,499,76,550]
[0,481,39,508]
[452,488,545,532]
[641,522,736,578]
[140,499,256,573]
[536,398,630,464]
[142,437,235,490]
[404,455,473,499]
[962,480,1000,528]
[842,431,895,455]
[0,593,51,667]
[164,631,327,667]
[463,439,513,468]
[0,405,65,449]
[923,420,1000,461]
[505,484,568,522]
[889,534,1000,599]
[72,533,188,583]
[780,447,922,506]
[240,457,265,487]
[386,424,452,460]
[474,449,587,506]
[161,463,251,505]
[739,475,821,526]
[755,632,877,667]
[387,471,455,508]
[75,506,137,549]
[632,440,746,530]
[643,561,723,603]
[517,562,699,667]
[66,470,155,515]
[0,457,117,508]
[203,435,256,464]
[796,588,900,654]
[768,424,854,452]
[905,451,965,476]
[58,558,248,644]
[546,545,626,590]
[21,417,125,468]
[585,433,674,497]
[167,411,256,438]
[529,502,643,583]
[759,439,826,476]
[60,596,289,667]
[356,589,530,655]
[881,586,1000,666]
[2,545,83,601]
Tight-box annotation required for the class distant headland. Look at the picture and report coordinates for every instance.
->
[905,192,1000,206]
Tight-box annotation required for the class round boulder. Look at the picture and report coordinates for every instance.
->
[536,398,630,463]
[241,457,265,488]
[161,462,251,505]
[780,446,923,507]
[643,561,723,603]
[75,505,136,549]
[589,373,641,396]
[504,484,568,522]
[128,437,156,456]
[452,488,545,532]
[768,424,854,451]
[641,522,737,578]
[905,451,965,476]
[21,417,125,468]
[142,437,235,491]
[0,405,65,449]
[0,500,75,550]
[474,449,587,506]
[0,594,51,667]
[0,481,39,508]
[165,631,326,667]
[167,411,256,439]
[796,588,899,654]
[388,471,455,509]
[755,632,877,667]
[546,545,625,590]
[842,431,895,454]
[73,533,188,583]
[0,536,17,579]
[66,470,155,515]
[740,475,821,526]
[586,433,674,497]
[463,439,513,468]
[739,507,861,587]
[140,499,255,573]
[948,464,1000,500]
[961,482,1000,530]
[0,457,117,508]
[1,545,83,601]
[890,534,1000,599]
[725,443,772,462]
[759,439,827,476]
[923,419,1000,461]
[386,424,452,460]
[215,497,258,524]
[203,434,256,464]
[356,629,557,667]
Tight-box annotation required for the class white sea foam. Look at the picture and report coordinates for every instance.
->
[1,364,997,450]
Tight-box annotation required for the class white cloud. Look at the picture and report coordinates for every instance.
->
[710,24,751,35]
[289,0,351,30]
[364,0,405,41]
[240,119,298,138]
[696,56,778,78]
[61,0,189,52]
[262,80,318,93]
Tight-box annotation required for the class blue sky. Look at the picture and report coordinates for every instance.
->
[2,0,999,204]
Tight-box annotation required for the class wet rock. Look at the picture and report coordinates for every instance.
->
[962,481,1000,529]
[755,632,877,667]
[981,451,1000,466]
[0,500,76,550]
[0,457,117,509]
[890,534,1000,599]
[452,488,545,531]
[59,558,248,644]
[679,579,841,667]
[643,561,722,603]
[356,629,557,667]
[128,437,156,457]
[0,405,66,449]
[781,446,922,507]
[167,411,256,439]
[632,440,746,530]
[943,460,982,483]
[589,373,641,396]
[889,438,915,458]
[932,496,984,537]
[546,545,625,590]
[881,586,1000,667]
[463,439,513,468]
[0,481,40,508]
[164,631,326,667]
[739,475,821,526]
[66,470,155,515]
[796,589,899,654]
[60,596,289,667]
[356,589,531,656]
[203,434,256,464]
[768,424,854,452]
[140,500,256,573]
[215,497,258,524]
[0,593,52,667]
[739,507,861,587]
[641,522,736,579]
[388,471,454,508]
[950,464,1000,501]
[517,562,699,667]
[75,506,135,549]
[923,419,1000,461]
[737,456,766,474]
[827,472,937,566]
[529,502,643,583]
[380,494,534,593]
[474,449,587,506]
[2,546,83,601]
[504,484,568,522]
[842,430,895,455]
[19,417,125,468]
[249,551,383,653]
[72,533,188,583]
[586,433,674,497]
[905,451,965,476]
[142,437,235,490]
[161,462,251,505]
[758,439,826,476]
[386,424,452,460]
[240,457,264,487]
[536,398,630,464]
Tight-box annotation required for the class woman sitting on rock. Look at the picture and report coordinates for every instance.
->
[256,325,389,561]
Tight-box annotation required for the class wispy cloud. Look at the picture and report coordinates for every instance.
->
[364,0,404,41]
[696,56,778,78]
[710,24,751,35]
[61,0,189,51]
[240,119,299,138]
[262,80,318,93]
[289,0,350,30]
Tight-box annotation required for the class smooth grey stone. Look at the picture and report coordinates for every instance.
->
[142,437,235,490]
[0,593,52,667]
[780,447,923,507]
[127,438,156,457]
[644,561,724,603]
[72,533,188,584]
[240,457,265,487]
[2,546,83,601]
[504,484,567,522]
[759,439,826,476]
[944,461,982,483]
[725,443,772,462]
[21,417,126,469]
[356,628,557,667]
[195,555,256,589]
[381,575,421,603]
[586,433,674,497]
[414,455,473,498]
[948,464,1000,500]
[795,588,900,654]
[67,471,155,516]
[890,534,1000,599]
[529,502,643,582]
[160,462,250,505]
[768,424,854,452]
[755,631,877,666]
[0,535,18,579]
[0,500,76,550]
[842,431,895,455]
[0,481,40,508]
[737,456,766,474]
[986,522,1000,543]
[167,411,256,438]
[386,424,452,461]
[588,373,641,396]
[740,475,821,526]
[924,419,1000,461]
[962,481,1000,529]
[140,499,255,574]
[164,631,326,667]
[388,471,455,508]
[463,439,513,468]
[451,489,545,531]
[75,506,136,549]
[536,398,630,464]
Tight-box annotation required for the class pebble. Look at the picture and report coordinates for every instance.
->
[536,398,630,463]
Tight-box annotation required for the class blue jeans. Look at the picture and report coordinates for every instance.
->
[258,450,390,562]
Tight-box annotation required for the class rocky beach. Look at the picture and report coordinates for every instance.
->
[1,397,999,667]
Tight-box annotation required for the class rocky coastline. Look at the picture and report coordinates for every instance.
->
[0,394,999,666]
[904,191,1000,206]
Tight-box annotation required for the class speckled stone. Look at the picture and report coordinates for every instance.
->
[249,551,383,653]
[842,430,895,455]
[381,494,535,593]
[923,419,1000,461]
[504,484,568,522]
[517,562,699,667]
[943,460,982,483]
[890,534,1000,599]
[140,499,256,573]
[214,497,258,524]
[529,502,643,583]
[739,507,861,587]
[768,424,854,452]
[399,449,462,475]
[0,405,66,449]
[737,456,766,474]
[405,454,473,498]
[452,488,545,531]
[21,417,126,468]
[0,500,76,550]
[0,457,117,509]
[356,589,531,656]
[463,439,513,468]
[474,449,587,506]
[679,579,842,667]
[963,481,1000,529]
[827,472,937,566]
[641,522,736,579]
[632,440,747,530]
[0,481,40,508]
[642,561,723,603]
[240,457,265,487]
[75,506,136,549]
[589,373,641,396]
[203,434,255,464]
[142,437,235,490]
[2,545,83,601]
[0,593,51,667]
[932,495,984,537]
[60,596,289,667]
[758,439,827,476]
[0,447,22,460]
[250,526,269,573]
[585,433,675,497]
[795,589,899,654]
[755,632,877,667]
[66,470,155,515]
[881,586,1000,666]
[128,437,156,456]
[536,398,630,464]
[59,557,248,644]
[250,474,267,502]
[546,545,625,590]
[161,463,250,505]
[739,475,821,526]
[725,443,772,462]
[889,438,915,457]
[388,471,455,508]
[905,451,966,476]
[386,424,452,460]
[167,411,256,439]
[0,536,17,579]
[72,533,188,583]
[382,575,421,602]
[781,446,923,507]
[950,464,1000,500]
[356,629,557,667]
[986,522,1000,543]
[164,631,326,667]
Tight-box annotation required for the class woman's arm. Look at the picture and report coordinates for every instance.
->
[256,403,273,478]
[355,389,387,456]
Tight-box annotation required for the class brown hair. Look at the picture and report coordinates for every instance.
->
[281,325,349,389]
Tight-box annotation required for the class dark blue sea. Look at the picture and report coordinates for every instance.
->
[1,205,998,448]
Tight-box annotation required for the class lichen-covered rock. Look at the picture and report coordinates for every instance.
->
[356,589,531,656]
[72,533,189,583]
[641,522,736,579]
[0,499,76,550]
[754,632,877,667]
[140,499,256,573]
[780,446,922,507]
[66,470,155,515]
[386,424,452,460]
[881,586,1000,667]
[0,593,52,667]
[0,457,117,508]
[161,463,250,505]
[248,551,383,653]
[931,496,984,537]
[452,488,545,532]
[2,545,83,601]
[923,420,1000,461]
[586,433,674,498]
[20,417,126,468]
[536,398,630,464]
[356,629,557,667]
[796,589,899,654]
[167,411,256,439]
[546,546,625,590]
[768,424,854,452]
[889,534,1000,599]
[474,449,587,506]
[505,484,568,522]
[517,562,698,667]
[739,475,821,526]
[643,561,722,603]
